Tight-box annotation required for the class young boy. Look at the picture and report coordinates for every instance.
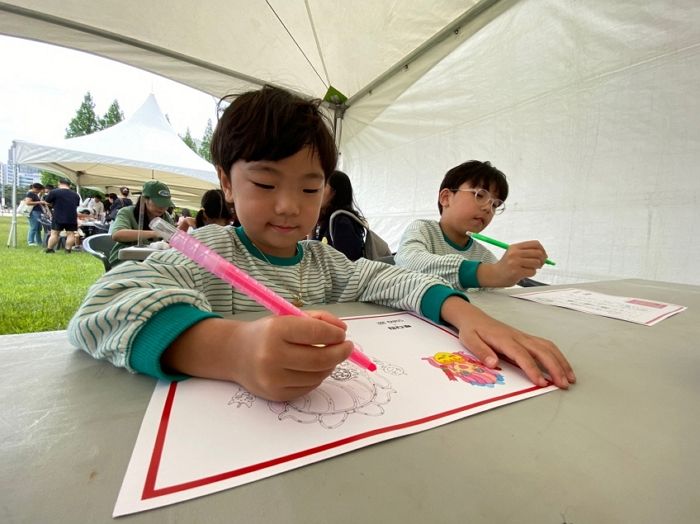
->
[68,86,575,402]
[395,161,549,289]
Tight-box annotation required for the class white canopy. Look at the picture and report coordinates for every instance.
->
[13,93,218,208]
[2,0,699,284]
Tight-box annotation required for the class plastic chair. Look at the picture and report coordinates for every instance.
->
[82,233,116,272]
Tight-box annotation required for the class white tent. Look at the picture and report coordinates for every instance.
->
[1,0,699,284]
[12,93,218,208]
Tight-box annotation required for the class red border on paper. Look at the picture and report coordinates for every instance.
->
[141,312,544,500]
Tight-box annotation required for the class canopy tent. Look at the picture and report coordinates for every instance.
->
[2,0,699,285]
[12,93,218,208]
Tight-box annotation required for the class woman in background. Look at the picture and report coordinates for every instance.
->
[313,170,365,261]
[109,180,175,266]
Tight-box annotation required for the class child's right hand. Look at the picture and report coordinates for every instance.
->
[478,240,548,287]
[162,312,354,402]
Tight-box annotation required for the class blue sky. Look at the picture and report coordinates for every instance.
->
[0,35,219,159]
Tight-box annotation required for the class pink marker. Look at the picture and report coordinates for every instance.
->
[150,218,376,372]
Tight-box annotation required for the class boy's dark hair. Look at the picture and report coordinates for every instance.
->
[31,183,44,190]
[438,160,509,214]
[45,184,55,190]
[211,85,337,180]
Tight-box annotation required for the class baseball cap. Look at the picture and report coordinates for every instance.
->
[142,180,174,208]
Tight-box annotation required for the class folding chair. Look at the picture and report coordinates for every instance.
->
[82,233,116,272]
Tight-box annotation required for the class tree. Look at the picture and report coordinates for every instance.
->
[65,92,100,138]
[198,119,213,162]
[181,128,197,153]
[40,171,62,188]
[100,100,125,129]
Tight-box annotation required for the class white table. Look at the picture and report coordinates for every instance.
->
[117,246,160,261]
[1,279,698,523]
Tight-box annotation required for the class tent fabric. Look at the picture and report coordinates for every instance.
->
[13,94,218,208]
[2,0,699,285]
[342,0,700,286]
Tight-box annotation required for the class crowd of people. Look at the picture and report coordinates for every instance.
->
[21,180,130,253]
[19,181,243,261]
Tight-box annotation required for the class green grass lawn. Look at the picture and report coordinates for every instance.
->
[0,215,105,334]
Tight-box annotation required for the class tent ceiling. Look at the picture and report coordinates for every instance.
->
[0,1,492,117]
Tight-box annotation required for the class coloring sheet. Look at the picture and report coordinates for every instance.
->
[114,312,557,516]
[513,288,686,326]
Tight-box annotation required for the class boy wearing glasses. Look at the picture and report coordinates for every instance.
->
[395,160,549,289]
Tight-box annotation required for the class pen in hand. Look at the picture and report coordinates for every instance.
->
[467,231,556,266]
[150,218,376,372]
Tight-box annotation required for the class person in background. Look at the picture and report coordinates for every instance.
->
[40,184,54,247]
[176,208,193,231]
[312,170,366,261]
[119,186,133,206]
[68,85,575,402]
[24,182,46,246]
[44,178,81,253]
[106,188,132,222]
[87,194,105,221]
[108,180,175,267]
[395,160,549,289]
[178,189,236,232]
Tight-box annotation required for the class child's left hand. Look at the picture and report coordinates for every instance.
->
[440,296,576,389]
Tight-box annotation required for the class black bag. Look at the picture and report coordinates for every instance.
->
[329,210,392,260]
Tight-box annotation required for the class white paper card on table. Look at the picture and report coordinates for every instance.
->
[114,312,557,517]
[513,287,686,326]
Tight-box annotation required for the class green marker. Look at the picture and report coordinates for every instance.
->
[467,232,556,266]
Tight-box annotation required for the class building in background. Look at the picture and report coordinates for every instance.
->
[1,151,42,210]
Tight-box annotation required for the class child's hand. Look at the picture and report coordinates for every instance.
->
[440,297,576,389]
[478,240,548,287]
[162,312,354,402]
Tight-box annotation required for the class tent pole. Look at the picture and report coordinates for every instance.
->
[6,143,18,248]
[332,104,346,151]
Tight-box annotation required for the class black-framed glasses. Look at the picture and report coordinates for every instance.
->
[451,188,506,215]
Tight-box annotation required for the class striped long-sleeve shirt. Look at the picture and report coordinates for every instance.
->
[68,224,464,380]
[395,219,497,291]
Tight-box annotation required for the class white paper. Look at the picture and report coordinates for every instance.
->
[513,288,686,326]
[114,312,557,516]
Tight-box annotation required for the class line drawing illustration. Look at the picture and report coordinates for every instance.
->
[268,360,404,429]
[228,387,255,408]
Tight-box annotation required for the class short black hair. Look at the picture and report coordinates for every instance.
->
[211,85,337,180]
[438,160,508,214]
[31,183,44,190]
[196,189,233,228]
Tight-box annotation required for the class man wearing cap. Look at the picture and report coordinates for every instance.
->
[44,178,81,253]
[109,180,175,267]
